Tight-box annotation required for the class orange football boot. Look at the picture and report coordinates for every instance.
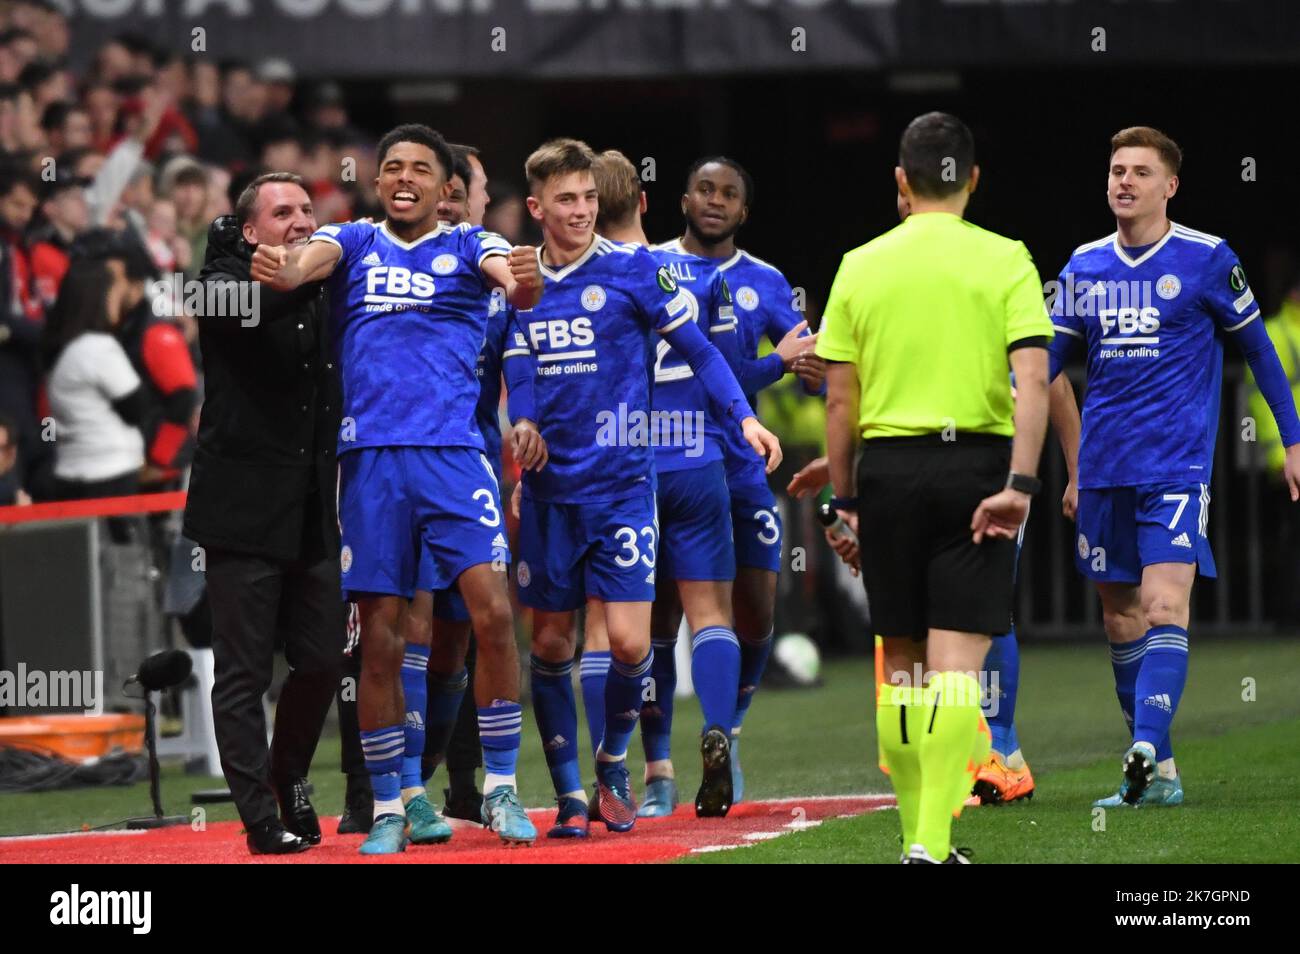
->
[972,752,1036,805]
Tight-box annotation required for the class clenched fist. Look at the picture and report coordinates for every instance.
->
[508,245,541,290]
[250,244,288,286]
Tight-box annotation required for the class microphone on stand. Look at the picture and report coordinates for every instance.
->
[124,650,194,830]
[128,650,193,693]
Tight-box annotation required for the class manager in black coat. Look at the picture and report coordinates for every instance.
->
[184,173,344,855]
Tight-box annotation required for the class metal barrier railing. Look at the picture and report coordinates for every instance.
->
[0,493,184,714]
[771,363,1292,647]
[1018,363,1281,639]
[2,369,1290,669]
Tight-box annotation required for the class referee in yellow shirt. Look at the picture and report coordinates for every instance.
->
[816,112,1053,864]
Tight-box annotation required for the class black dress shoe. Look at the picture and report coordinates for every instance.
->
[246,818,311,855]
[275,777,322,845]
[338,775,373,835]
[442,785,484,823]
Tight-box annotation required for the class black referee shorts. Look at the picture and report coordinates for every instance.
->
[856,434,1016,639]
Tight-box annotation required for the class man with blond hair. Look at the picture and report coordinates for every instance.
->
[504,138,781,836]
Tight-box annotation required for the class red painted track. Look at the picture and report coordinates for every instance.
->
[0,795,894,864]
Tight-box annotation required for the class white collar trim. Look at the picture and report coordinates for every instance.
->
[380,220,452,250]
[538,235,601,281]
[1111,222,1175,268]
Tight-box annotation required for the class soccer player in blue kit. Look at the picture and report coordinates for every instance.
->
[586,150,813,819]
[1047,127,1300,807]
[251,124,545,853]
[644,158,825,808]
[501,139,782,836]
[408,145,546,820]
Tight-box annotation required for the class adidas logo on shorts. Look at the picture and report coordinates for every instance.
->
[362,251,382,265]
[1171,532,1192,548]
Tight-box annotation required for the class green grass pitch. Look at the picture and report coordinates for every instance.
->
[2,635,1297,863]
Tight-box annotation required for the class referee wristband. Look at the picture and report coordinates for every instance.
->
[1006,473,1042,496]
[830,496,858,511]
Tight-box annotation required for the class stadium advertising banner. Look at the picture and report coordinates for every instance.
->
[63,0,1297,79]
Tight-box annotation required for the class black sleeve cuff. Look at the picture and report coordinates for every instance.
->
[1007,335,1050,353]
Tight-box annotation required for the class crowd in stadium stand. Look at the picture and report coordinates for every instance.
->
[0,0,440,507]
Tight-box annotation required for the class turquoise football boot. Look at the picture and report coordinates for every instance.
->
[694,727,733,818]
[636,776,678,818]
[358,813,408,855]
[1121,742,1158,805]
[1094,772,1184,808]
[730,735,745,804]
[481,785,537,845]
[1139,774,1184,806]
[405,792,453,844]
[1093,782,1130,808]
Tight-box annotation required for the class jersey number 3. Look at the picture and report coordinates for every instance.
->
[474,488,501,527]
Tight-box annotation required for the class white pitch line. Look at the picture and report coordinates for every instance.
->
[0,828,149,843]
[690,797,891,853]
[1,795,896,848]
[784,819,823,831]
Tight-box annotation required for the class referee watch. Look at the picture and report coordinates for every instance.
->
[1006,472,1042,496]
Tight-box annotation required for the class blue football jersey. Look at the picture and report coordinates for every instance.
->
[717,247,810,489]
[475,296,510,483]
[311,219,510,454]
[719,250,805,396]
[646,242,741,473]
[1049,223,1260,489]
[504,237,741,505]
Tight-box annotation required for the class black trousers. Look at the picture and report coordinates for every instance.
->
[207,547,345,827]
[53,471,141,543]
[445,636,481,774]
[51,470,139,500]
[339,642,363,779]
